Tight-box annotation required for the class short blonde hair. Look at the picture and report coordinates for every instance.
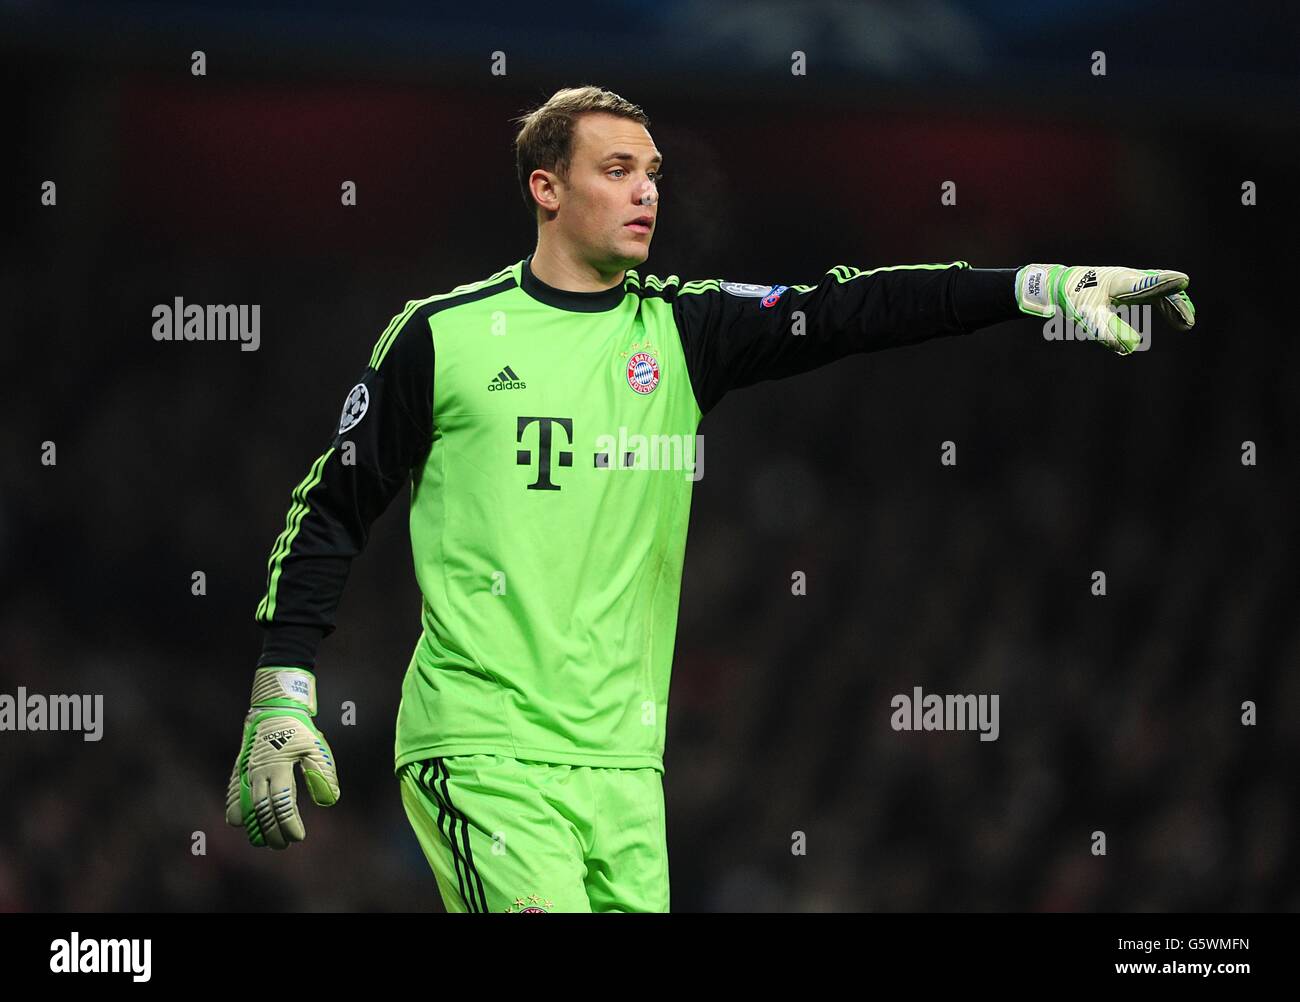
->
[512,85,650,219]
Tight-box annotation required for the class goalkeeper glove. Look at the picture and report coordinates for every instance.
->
[225,667,340,849]
[1015,264,1195,355]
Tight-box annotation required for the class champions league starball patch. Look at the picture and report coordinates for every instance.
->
[338,383,370,433]
[625,350,660,394]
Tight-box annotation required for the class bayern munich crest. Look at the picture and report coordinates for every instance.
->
[626,351,660,394]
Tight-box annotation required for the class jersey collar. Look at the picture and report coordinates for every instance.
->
[519,253,628,313]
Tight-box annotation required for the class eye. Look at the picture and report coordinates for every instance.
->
[649,170,665,184]
[608,167,627,179]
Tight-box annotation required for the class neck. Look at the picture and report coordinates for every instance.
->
[529,236,626,292]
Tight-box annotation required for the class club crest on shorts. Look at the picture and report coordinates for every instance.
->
[621,341,660,394]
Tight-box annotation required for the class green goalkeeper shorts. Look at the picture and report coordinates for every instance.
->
[398,753,670,913]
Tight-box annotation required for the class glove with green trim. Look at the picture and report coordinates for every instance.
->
[225,667,340,849]
[1015,264,1195,355]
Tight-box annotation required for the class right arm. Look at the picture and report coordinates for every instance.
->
[228,300,436,850]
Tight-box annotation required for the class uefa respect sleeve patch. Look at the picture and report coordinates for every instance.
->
[719,281,789,308]
[719,281,771,297]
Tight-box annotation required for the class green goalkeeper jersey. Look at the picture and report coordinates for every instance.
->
[254,253,1016,773]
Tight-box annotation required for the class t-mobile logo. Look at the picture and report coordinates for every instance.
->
[516,416,574,491]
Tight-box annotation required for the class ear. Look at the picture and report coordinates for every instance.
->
[530,168,560,213]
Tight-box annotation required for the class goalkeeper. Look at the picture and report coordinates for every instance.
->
[226,85,1194,911]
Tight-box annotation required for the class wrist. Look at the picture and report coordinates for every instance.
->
[1015,263,1065,318]
[249,666,318,715]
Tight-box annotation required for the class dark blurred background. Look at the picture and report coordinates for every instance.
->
[2,0,1297,912]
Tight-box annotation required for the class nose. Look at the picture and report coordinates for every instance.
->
[636,176,658,207]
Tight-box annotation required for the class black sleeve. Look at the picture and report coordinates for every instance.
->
[671,263,1019,416]
[253,302,436,669]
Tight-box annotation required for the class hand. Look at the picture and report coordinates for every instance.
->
[225,667,340,849]
[1016,264,1195,354]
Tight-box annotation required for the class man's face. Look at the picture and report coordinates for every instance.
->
[545,112,662,272]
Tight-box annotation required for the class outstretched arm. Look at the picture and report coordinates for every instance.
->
[670,261,1194,416]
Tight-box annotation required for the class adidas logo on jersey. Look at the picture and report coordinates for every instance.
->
[488,365,527,391]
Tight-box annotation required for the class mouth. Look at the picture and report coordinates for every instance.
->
[625,215,654,234]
